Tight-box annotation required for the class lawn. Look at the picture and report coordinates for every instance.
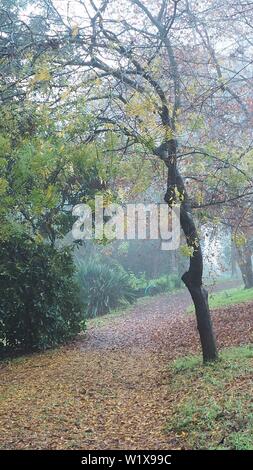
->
[187,285,253,312]
[209,286,253,309]
[166,345,253,449]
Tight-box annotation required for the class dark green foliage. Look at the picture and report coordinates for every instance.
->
[78,257,136,318]
[129,273,182,297]
[77,255,182,318]
[143,274,182,296]
[0,235,85,357]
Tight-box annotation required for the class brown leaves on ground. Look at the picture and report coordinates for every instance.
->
[0,286,252,450]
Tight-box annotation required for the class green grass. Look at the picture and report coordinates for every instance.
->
[187,285,253,313]
[166,345,253,449]
[208,286,253,309]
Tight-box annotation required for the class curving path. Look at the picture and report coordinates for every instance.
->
[0,282,252,449]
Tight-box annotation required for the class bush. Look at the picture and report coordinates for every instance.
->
[129,273,182,297]
[77,256,182,318]
[0,235,84,357]
[78,257,136,317]
[146,274,182,296]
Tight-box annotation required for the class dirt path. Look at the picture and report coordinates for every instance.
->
[79,280,244,356]
[0,282,252,450]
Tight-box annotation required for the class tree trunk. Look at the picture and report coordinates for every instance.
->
[231,239,237,277]
[163,150,218,363]
[235,242,253,289]
[182,271,218,362]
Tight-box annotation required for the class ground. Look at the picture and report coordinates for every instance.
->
[0,283,252,450]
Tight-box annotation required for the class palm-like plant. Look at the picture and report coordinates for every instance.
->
[78,258,136,317]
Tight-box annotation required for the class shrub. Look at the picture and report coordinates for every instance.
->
[77,257,136,317]
[145,275,181,296]
[0,235,84,357]
[129,273,182,297]
[77,256,182,318]
[128,272,147,297]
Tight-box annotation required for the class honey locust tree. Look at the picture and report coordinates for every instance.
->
[29,0,221,362]
[6,0,252,361]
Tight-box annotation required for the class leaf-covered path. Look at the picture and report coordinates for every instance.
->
[1,285,252,449]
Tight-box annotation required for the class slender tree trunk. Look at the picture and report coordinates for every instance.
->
[231,238,237,277]
[182,272,218,362]
[163,147,218,363]
[235,242,253,289]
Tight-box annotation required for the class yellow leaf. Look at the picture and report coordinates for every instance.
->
[72,25,79,37]
[33,66,51,83]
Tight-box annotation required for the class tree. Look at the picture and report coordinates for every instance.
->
[230,207,253,289]
[3,0,253,361]
[175,0,253,288]
[26,0,218,361]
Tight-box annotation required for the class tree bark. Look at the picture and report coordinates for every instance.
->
[231,238,237,277]
[163,149,218,362]
[235,242,253,289]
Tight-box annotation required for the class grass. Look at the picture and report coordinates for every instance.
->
[166,345,253,449]
[208,286,253,309]
[187,285,253,313]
